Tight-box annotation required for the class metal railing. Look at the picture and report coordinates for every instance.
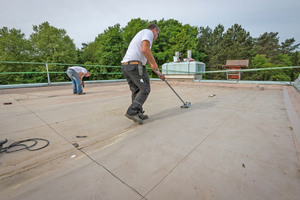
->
[0,61,124,85]
[1,61,300,89]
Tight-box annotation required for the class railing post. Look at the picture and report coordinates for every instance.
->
[46,62,51,85]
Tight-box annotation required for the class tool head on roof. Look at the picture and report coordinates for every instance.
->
[164,80,191,108]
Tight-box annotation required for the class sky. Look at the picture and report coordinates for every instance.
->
[0,0,299,49]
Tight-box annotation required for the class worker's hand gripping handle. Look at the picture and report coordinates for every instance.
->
[155,69,165,81]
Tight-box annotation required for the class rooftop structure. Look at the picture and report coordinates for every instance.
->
[222,60,249,80]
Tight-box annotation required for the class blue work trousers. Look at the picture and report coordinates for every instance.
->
[66,69,82,94]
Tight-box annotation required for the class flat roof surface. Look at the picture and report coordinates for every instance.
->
[1,81,300,200]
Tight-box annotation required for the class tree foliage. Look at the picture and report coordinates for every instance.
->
[30,22,77,63]
[280,38,300,55]
[93,24,124,79]
[0,19,299,84]
[254,32,280,61]
[0,27,32,61]
[0,27,33,84]
[29,22,78,82]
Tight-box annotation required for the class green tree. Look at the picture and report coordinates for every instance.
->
[198,24,226,79]
[95,24,123,65]
[250,54,272,68]
[30,22,78,82]
[154,19,201,65]
[245,54,292,81]
[272,53,293,81]
[245,54,273,80]
[153,19,184,65]
[280,38,300,55]
[30,22,77,63]
[78,42,99,64]
[0,27,33,84]
[274,53,292,66]
[3,19,300,84]
[254,32,280,60]
[292,51,300,81]
[0,27,32,61]
[92,24,123,79]
[221,24,255,60]
[169,25,198,60]
[218,24,255,80]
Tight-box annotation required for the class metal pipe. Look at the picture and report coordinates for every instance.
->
[165,80,185,104]
[46,62,51,85]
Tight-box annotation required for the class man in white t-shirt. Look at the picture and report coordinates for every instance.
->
[66,66,90,95]
[121,24,165,125]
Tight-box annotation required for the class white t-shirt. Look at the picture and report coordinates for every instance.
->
[121,29,153,65]
[69,66,87,75]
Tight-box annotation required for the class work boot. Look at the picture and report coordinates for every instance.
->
[138,112,148,120]
[125,113,143,125]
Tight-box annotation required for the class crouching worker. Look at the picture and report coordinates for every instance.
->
[66,66,90,95]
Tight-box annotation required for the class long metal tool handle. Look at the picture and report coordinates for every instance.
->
[165,80,185,104]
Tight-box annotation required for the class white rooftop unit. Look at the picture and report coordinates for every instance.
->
[162,61,205,75]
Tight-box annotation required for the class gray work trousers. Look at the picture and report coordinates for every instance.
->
[121,64,150,115]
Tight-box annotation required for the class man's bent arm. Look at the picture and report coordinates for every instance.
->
[141,40,165,80]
